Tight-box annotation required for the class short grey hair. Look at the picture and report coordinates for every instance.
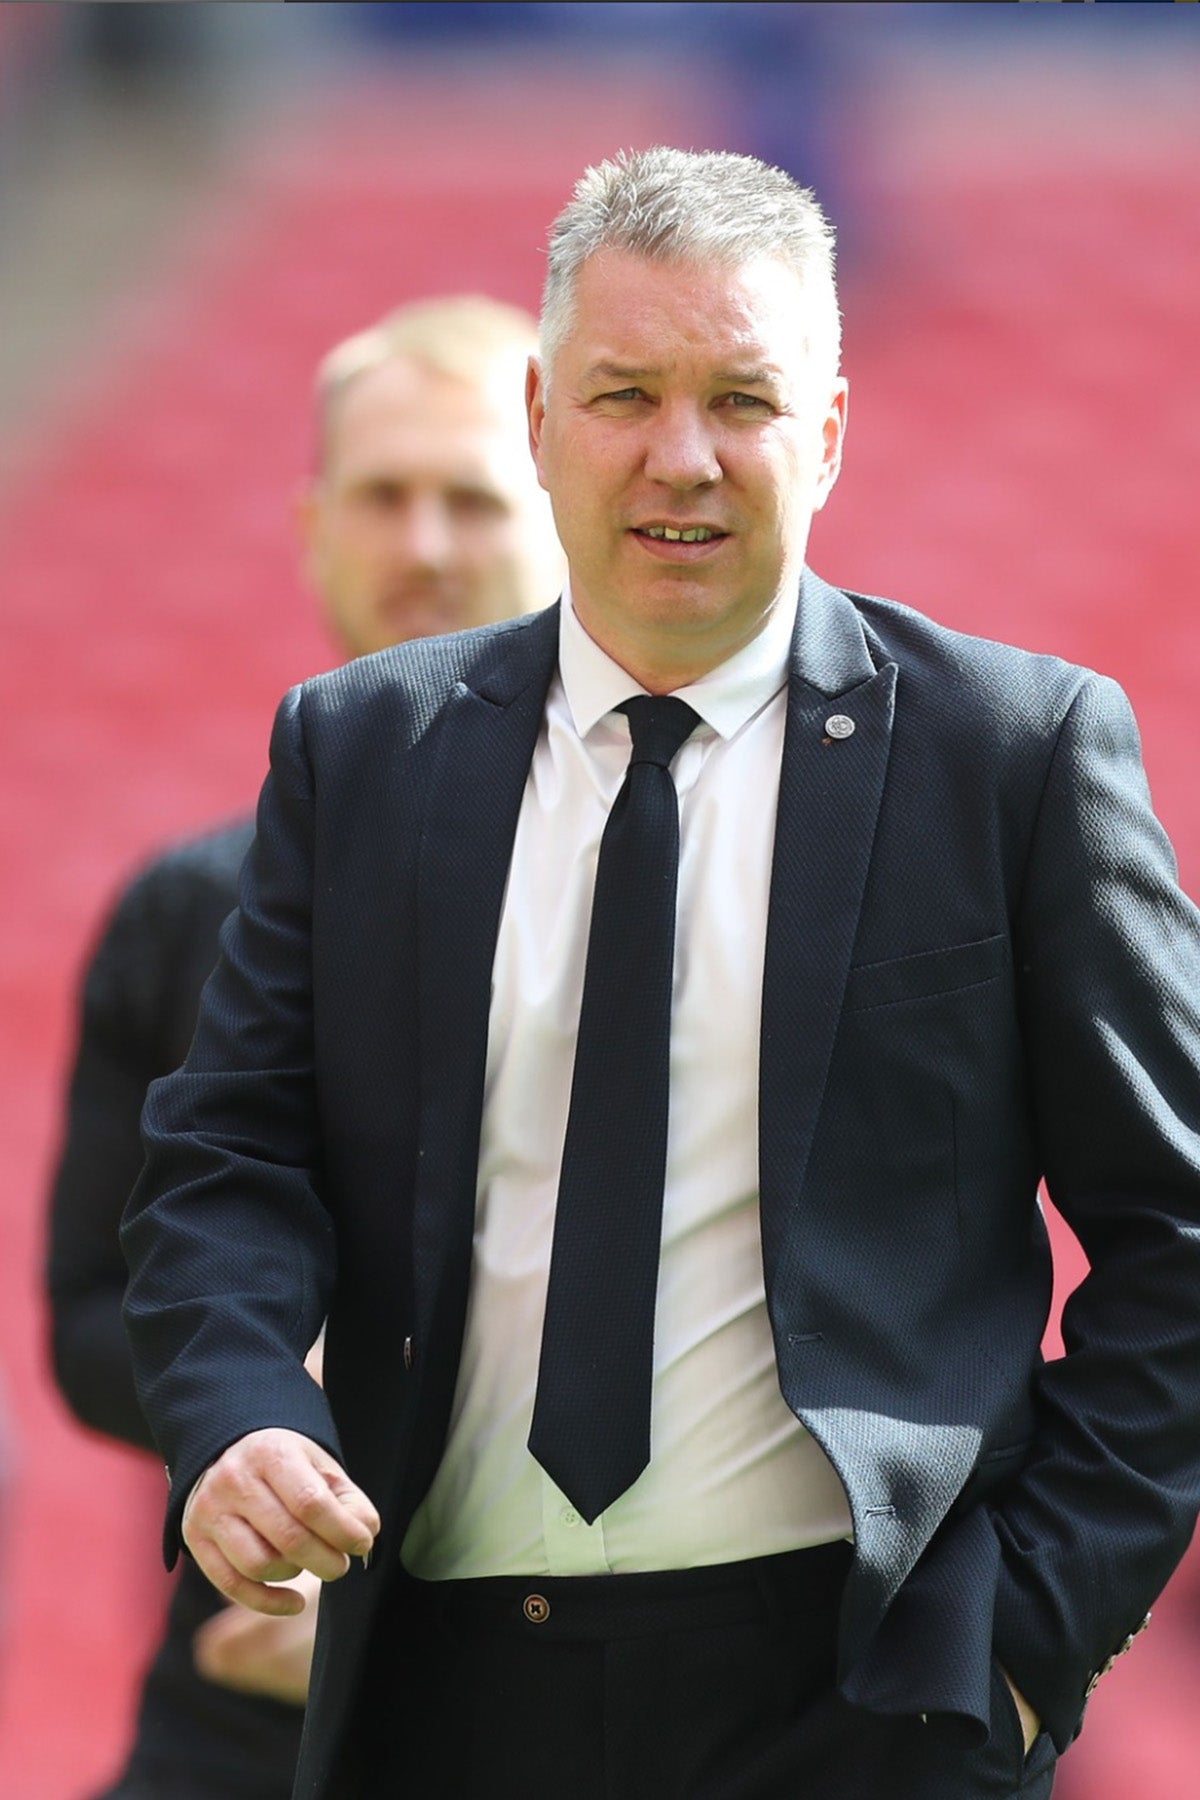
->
[540,146,841,383]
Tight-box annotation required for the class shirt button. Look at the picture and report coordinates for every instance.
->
[523,1594,550,1624]
[561,1508,580,1528]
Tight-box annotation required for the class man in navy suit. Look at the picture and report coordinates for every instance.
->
[122,148,1200,1799]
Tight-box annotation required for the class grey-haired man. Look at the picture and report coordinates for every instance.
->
[123,148,1200,1798]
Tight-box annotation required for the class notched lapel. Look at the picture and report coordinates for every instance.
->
[409,611,558,1457]
[759,575,897,1284]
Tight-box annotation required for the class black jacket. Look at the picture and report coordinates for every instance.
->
[123,576,1200,1800]
[48,818,304,1799]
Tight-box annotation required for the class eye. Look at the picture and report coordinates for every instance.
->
[447,488,508,520]
[595,387,648,405]
[724,391,774,412]
[355,479,405,511]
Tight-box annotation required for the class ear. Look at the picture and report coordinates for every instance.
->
[526,356,550,493]
[812,377,849,514]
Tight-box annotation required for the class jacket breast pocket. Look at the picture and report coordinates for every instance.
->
[844,932,1009,1013]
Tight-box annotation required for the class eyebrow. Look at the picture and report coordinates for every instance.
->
[583,362,658,385]
[583,361,784,387]
[714,368,782,388]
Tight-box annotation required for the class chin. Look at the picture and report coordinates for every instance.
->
[375,605,460,647]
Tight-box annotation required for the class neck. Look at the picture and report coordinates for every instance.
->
[570,606,776,696]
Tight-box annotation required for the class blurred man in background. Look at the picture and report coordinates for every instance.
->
[44,293,562,1800]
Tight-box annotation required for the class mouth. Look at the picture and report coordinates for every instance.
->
[631,523,729,558]
[378,582,458,611]
[642,523,722,543]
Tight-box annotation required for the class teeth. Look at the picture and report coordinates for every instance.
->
[644,525,716,542]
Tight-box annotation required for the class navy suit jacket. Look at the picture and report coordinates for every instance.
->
[123,571,1200,1799]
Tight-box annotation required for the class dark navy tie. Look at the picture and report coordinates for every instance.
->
[528,694,701,1523]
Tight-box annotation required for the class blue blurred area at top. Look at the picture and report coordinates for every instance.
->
[55,0,1190,301]
[343,2,556,41]
[332,3,864,263]
[331,1,1200,276]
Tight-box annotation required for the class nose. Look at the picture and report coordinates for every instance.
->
[642,400,721,491]
[394,493,453,569]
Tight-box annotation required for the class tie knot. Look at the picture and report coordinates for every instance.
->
[620,695,701,769]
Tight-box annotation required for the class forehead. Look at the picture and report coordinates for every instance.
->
[326,355,526,482]
[564,248,810,378]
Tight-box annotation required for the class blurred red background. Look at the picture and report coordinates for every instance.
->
[1,9,1197,1797]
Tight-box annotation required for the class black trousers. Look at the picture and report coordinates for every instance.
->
[370,1546,1057,1800]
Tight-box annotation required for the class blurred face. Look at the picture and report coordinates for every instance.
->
[528,249,847,690]
[302,354,560,657]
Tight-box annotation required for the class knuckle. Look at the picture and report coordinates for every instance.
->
[225,1462,260,1504]
[207,1564,243,1604]
[212,1507,251,1547]
[289,1480,327,1520]
[260,1442,289,1480]
[243,1544,285,1582]
[274,1515,312,1558]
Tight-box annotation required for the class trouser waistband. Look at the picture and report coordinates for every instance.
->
[403,1540,852,1641]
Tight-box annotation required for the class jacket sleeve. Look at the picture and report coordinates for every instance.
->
[121,688,340,1564]
[46,868,184,1451]
[991,671,1200,1748]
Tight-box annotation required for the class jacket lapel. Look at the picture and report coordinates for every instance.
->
[758,569,897,1289]
[407,607,560,1480]
[757,573,900,1662]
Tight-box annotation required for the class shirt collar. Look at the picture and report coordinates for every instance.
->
[558,580,798,744]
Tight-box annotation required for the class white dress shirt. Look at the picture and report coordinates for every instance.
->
[401,589,852,1579]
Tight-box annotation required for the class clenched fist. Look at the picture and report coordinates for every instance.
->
[182,1428,379,1615]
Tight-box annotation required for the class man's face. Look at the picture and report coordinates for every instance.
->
[303,355,559,658]
[528,249,847,687]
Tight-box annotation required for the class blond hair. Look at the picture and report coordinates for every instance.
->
[316,295,537,462]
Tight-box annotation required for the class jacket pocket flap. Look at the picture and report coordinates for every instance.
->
[846,933,1008,1012]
